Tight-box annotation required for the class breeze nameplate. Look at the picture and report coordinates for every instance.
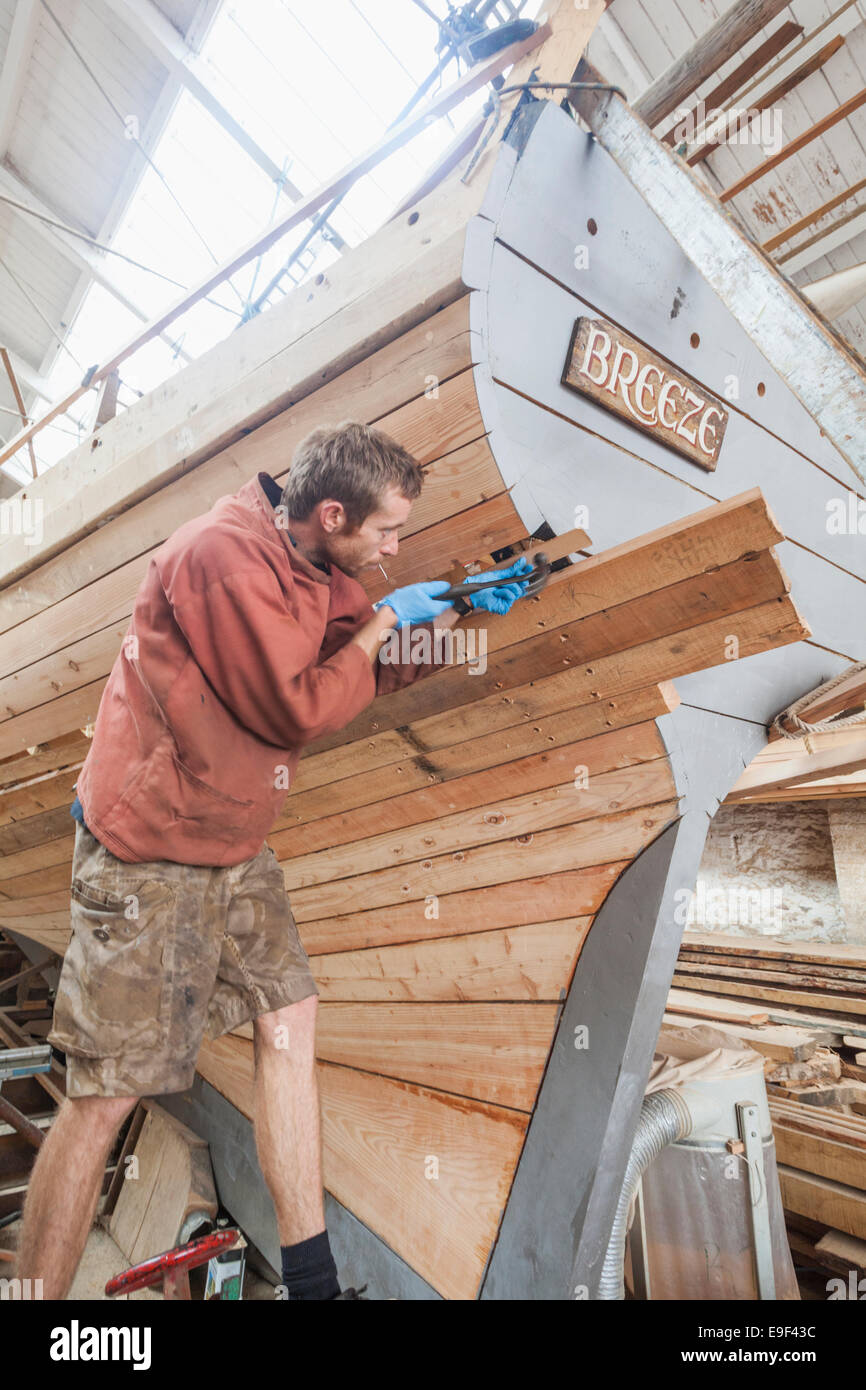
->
[562,316,729,472]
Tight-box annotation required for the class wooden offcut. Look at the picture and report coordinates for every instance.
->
[107,1101,218,1267]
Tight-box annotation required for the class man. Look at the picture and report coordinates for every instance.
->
[16,421,531,1300]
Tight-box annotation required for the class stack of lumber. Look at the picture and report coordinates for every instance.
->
[725,726,866,804]
[666,931,866,1272]
[672,933,866,1039]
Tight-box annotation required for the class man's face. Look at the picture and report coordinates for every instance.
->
[321,484,413,578]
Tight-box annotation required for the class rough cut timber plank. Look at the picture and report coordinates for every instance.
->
[7,861,623,964]
[680,950,866,986]
[196,1037,528,1301]
[773,1112,866,1158]
[0,507,794,765]
[686,34,845,165]
[275,715,666,855]
[289,800,677,922]
[719,87,866,203]
[0,835,74,886]
[0,684,106,765]
[670,973,866,1019]
[285,686,676,829]
[313,918,590,1003]
[282,759,675,890]
[666,987,769,1025]
[661,1013,823,1062]
[309,1001,561,1111]
[704,0,862,136]
[727,742,866,801]
[633,0,794,129]
[298,861,626,957]
[291,699,666,805]
[676,960,866,996]
[681,932,866,971]
[0,734,90,791]
[307,489,790,757]
[0,296,475,637]
[785,667,866,728]
[661,20,803,145]
[763,172,866,253]
[300,594,806,774]
[778,1165,866,1241]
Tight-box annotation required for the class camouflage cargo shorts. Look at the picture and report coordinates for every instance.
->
[48,821,318,1099]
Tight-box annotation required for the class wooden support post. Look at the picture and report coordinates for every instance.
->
[0,1090,44,1148]
[634,0,793,129]
[0,347,36,477]
[92,370,120,432]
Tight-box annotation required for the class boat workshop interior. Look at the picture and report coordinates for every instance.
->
[0,0,865,1333]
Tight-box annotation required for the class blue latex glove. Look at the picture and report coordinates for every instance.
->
[374,580,453,628]
[463,556,534,615]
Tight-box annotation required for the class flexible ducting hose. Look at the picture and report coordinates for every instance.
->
[597,1088,689,1299]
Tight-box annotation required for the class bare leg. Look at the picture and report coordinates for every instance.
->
[253,995,324,1244]
[16,1093,139,1299]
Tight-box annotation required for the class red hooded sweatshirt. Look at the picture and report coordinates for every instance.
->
[75,471,439,866]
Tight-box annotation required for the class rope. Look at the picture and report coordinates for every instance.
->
[771,661,866,738]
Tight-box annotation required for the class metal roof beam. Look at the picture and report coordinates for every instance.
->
[99,0,345,249]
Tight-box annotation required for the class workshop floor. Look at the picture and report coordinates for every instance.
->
[2,1216,276,1300]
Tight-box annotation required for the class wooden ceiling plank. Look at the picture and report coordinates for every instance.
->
[718,86,866,204]
[0,0,40,159]
[633,0,794,129]
[687,33,845,165]
[763,173,866,252]
[662,19,804,147]
[683,0,862,157]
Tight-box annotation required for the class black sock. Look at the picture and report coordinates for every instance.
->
[280,1230,340,1300]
